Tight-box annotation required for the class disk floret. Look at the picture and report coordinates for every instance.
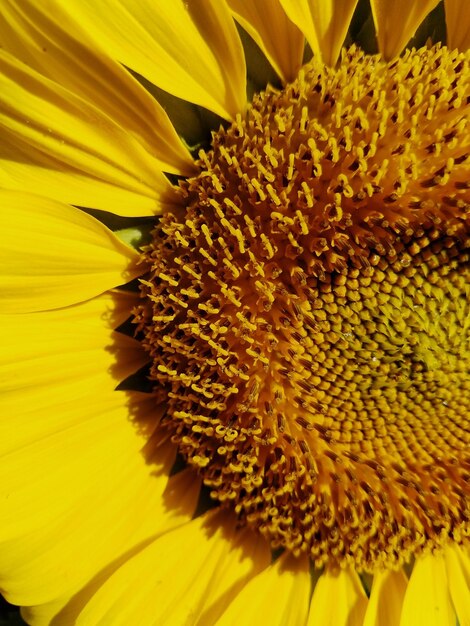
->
[136,46,470,570]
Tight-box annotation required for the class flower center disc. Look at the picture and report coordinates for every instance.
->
[136,46,470,570]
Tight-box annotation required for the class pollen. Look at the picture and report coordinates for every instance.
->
[135,45,470,571]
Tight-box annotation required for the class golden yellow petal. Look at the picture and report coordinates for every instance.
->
[457,545,470,583]
[0,291,191,608]
[445,0,470,50]
[0,0,195,177]
[444,545,470,626]
[399,553,455,626]
[307,567,368,626]
[74,510,270,626]
[363,569,408,626]
[0,51,177,215]
[37,0,246,121]
[215,553,310,626]
[0,147,167,217]
[0,292,147,452]
[0,311,153,602]
[370,0,440,60]
[0,191,140,313]
[279,0,359,66]
[20,469,198,626]
[228,0,304,82]
[0,389,199,606]
[21,597,73,626]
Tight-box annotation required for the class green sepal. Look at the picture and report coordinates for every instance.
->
[115,222,154,250]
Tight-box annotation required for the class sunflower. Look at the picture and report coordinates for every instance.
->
[1,0,470,624]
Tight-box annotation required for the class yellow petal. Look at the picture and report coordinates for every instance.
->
[216,553,311,626]
[363,568,408,626]
[0,293,172,609]
[307,566,368,626]
[0,292,147,448]
[279,0,359,66]
[0,136,174,217]
[75,510,270,626]
[0,0,195,178]
[0,389,199,605]
[0,51,177,215]
[445,0,470,50]
[38,0,246,121]
[399,552,455,626]
[228,0,304,82]
[20,470,198,626]
[457,545,470,583]
[21,597,73,626]
[444,545,470,626]
[0,191,141,313]
[0,290,150,523]
[370,0,440,60]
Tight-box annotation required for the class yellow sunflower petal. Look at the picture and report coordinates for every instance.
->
[215,553,310,626]
[370,0,440,60]
[307,566,368,626]
[445,545,470,626]
[0,292,147,443]
[445,0,470,50]
[0,51,177,216]
[20,470,198,626]
[38,0,246,121]
[363,569,408,626]
[457,545,470,582]
[0,291,191,603]
[0,287,145,466]
[0,135,177,217]
[228,0,305,82]
[399,553,455,626]
[0,0,195,178]
[0,387,199,605]
[74,510,270,626]
[21,597,73,626]
[0,191,140,313]
[279,0,359,66]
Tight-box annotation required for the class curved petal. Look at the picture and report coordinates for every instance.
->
[0,292,147,420]
[363,568,408,626]
[228,0,305,82]
[307,566,368,626]
[0,392,199,606]
[444,545,470,626]
[370,0,440,60]
[215,553,311,626]
[0,286,199,608]
[20,470,198,626]
[0,290,145,472]
[74,510,270,626]
[445,0,470,50]
[0,141,173,217]
[0,192,141,313]
[0,51,177,215]
[36,0,246,121]
[399,553,455,626]
[279,0,359,66]
[0,0,195,178]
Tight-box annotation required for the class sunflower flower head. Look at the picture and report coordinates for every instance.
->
[136,42,470,573]
[1,1,470,625]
